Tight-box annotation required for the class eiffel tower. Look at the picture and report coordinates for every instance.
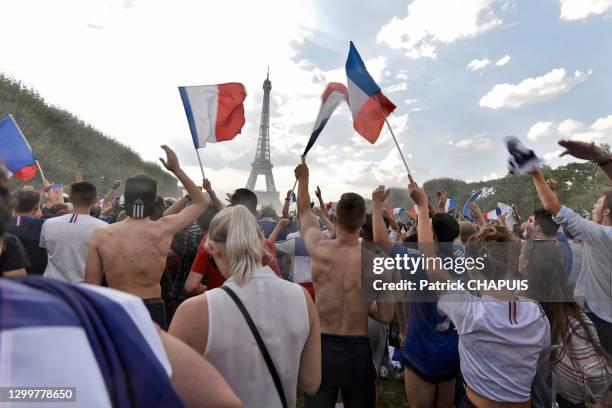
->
[245,69,281,211]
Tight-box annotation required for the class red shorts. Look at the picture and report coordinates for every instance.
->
[299,282,315,301]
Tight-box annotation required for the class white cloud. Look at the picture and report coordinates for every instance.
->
[449,133,493,151]
[481,172,499,181]
[526,114,612,144]
[386,82,408,93]
[479,68,591,109]
[404,98,418,105]
[377,0,502,58]
[396,71,408,80]
[527,121,555,140]
[559,0,612,20]
[466,58,491,71]
[495,54,511,66]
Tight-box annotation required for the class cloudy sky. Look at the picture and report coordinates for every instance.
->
[1,0,611,199]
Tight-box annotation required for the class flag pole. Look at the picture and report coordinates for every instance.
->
[195,148,206,179]
[374,95,414,184]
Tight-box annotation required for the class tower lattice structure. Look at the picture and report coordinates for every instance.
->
[245,70,281,210]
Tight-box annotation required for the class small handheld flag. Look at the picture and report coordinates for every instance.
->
[444,197,457,212]
[178,83,246,148]
[393,207,406,218]
[345,41,396,144]
[0,115,40,181]
[462,190,482,221]
[303,83,348,156]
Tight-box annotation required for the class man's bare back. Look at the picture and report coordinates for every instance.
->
[311,236,372,335]
[89,218,172,299]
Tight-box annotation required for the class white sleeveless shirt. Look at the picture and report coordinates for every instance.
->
[205,266,310,408]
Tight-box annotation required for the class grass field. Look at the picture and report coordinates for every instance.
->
[296,376,409,407]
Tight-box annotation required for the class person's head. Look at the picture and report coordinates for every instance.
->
[230,188,258,215]
[360,213,389,242]
[592,187,612,225]
[124,174,157,219]
[532,208,559,238]
[196,205,218,234]
[466,223,517,282]
[260,205,276,219]
[69,182,97,209]
[15,190,39,215]
[431,213,460,243]
[458,221,478,243]
[519,239,571,302]
[205,205,264,285]
[49,203,69,217]
[334,192,366,233]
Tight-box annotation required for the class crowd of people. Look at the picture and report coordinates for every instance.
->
[0,138,611,408]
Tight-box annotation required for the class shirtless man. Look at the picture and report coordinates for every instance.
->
[294,157,394,408]
[85,145,208,329]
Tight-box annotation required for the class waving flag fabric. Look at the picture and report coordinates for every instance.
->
[393,207,406,218]
[462,190,482,221]
[483,207,502,221]
[444,197,457,212]
[303,83,349,156]
[345,41,396,144]
[179,83,246,148]
[0,115,38,180]
[409,205,418,219]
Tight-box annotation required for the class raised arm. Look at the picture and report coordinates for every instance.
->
[282,190,291,218]
[295,157,322,256]
[559,139,612,183]
[268,217,289,243]
[372,185,394,253]
[163,196,190,217]
[468,202,486,228]
[84,230,104,285]
[437,190,448,213]
[158,145,209,234]
[314,186,328,219]
[530,168,561,215]
[410,181,450,284]
[202,178,224,212]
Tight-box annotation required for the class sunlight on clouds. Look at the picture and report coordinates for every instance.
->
[559,0,612,20]
[495,54,511,66]
[526,114,612,144]
[479,68,591,109]
[466,58,491,71]
[527,121,555,140]
[377,0,502,58]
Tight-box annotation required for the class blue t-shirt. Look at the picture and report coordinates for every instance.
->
[391,243,460,379]
[555,232,573,278]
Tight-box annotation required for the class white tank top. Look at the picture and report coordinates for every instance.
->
[205,266,310,408]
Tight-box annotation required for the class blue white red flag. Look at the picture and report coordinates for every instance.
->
[0,115,38,180]
[345,41,396,144]
[303,83,348,156]
[445,197,457,212]
[179,83,246,148]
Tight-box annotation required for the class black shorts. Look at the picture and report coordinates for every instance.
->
[143,297,167,330]
[304,333,376,408]
[402,358,457,384]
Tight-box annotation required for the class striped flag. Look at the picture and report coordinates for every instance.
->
[393,207,406,218]
[444,198,457,212]
[178,83,246,148]
[345,41,396,143]
[303,83,349,156]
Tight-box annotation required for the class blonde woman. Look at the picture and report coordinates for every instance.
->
[170,205,321,408]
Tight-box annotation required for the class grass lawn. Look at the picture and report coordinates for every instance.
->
[296,376,409,407]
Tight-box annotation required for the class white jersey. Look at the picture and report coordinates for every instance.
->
[40,213,107,282]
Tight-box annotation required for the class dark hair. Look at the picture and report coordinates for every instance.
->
[361,213,374,242]
[196,205,219,233]
[69,182,97,207]
[15,190,39,213]
[533,208,559,237]
[432,213,460,242]
[335,192,365,233]
[0,193,11,239]
[466,224,518,281]
[603,187,612,212]
[522,240,611,366]
[230,188,258,214]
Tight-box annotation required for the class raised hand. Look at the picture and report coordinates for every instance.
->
[559,140,609,162]
[545,178,558,191]
[437,190,448,199]
[409,181,427,207]
[202,178,212,193]
[372,185,390,204]
[468,202,482,217]
[159,145,180,173]
[294,156,309,179]
[315,186,322,200]
[111,180,121,190]
[286,190,292,200]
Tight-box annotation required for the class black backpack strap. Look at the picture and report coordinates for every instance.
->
[220,286,288,408]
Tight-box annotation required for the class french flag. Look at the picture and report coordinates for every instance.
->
[345,41,396,144]
[0,114,38,181]
[393,207,406,218]
[303,82,349,156]
[179,83,247,148]
[483,207,502,221]
[444,197,457,212]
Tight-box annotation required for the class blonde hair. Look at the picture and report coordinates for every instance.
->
[206,205,263,285]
